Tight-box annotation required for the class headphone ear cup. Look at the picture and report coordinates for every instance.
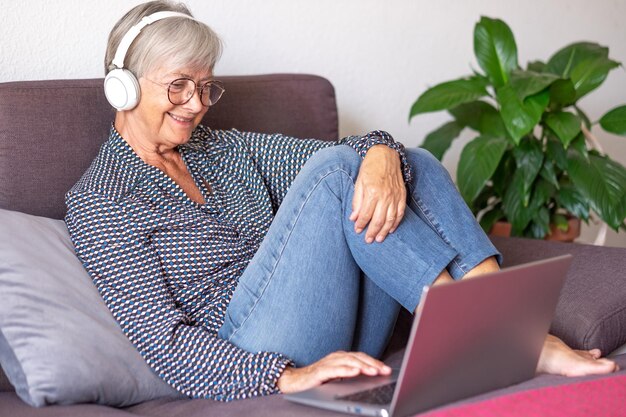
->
[104,69,141,110]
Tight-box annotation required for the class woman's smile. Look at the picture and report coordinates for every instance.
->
[168,112,196,125]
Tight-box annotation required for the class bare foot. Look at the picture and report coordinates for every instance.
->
[537,334,619,377]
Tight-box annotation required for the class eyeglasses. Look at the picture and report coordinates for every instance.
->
[145,77,225,107]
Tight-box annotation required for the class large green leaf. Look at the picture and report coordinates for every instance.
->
[472,187,495,213]
[492,151,515,197]
[504,174,555,237]
[457,135,509,204]
[473,17,518,88]
[529,178,556,211]
[569,133,589,161]
[513,137,545,203]
[526,207,551,239]
[546,136,569,171]
[539,159,560,188]
[573,106,592,130]
[497,86,550,144]
[502,170,535,235]
[449,100,510,137]
[479,111,510,138]
[527,60,547,73]
[556,182,590,221]
[545,112,581,148]
[569,57,619,99]
[599,105,626,136]
[546,42,609,78]
[479,207,505,233]
[420,121,464,161]
[409,78,488,119]
[567,152,626,230]
[548,79,577,107]
[509,69,560,100]
[449,100,497,131]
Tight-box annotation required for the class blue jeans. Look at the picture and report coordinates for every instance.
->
[218,146,500,366]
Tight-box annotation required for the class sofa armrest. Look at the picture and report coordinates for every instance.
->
[492,236,626,355]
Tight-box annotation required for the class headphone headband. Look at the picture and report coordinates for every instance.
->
[105,10,196,111]
[111,11,195,70]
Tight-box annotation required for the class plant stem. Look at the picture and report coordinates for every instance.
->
[580,123,605,154]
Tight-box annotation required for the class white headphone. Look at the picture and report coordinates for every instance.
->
[104,11,195,111]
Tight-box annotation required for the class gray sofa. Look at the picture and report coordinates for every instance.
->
[1,74,625,416]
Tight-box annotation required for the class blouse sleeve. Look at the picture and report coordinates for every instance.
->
[238,130,412,211]
[65,189,292,401]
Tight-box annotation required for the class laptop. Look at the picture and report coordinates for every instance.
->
[285,255,572,417]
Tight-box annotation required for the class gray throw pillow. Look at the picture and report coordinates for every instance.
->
[0,208,183,406]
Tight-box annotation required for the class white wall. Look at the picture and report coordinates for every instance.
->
[2,0,625,247]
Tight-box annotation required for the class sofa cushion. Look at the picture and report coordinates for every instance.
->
[0,366,11,392]
[0,208,183,406]
[491,236,626,356]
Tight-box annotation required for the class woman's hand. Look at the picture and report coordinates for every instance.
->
[277,351,392,394]
[350,145,406,243]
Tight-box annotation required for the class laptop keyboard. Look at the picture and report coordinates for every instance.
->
[336,382,397,405]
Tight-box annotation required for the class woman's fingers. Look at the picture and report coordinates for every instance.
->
[317,353,391,386]
[379,184,406,240]
[361,185,406,243]
[371,204,396,243]
[277,351,391,394]
[351,180,399,241]
[390,188,406,234]
[351,181,376,235]
[350,180,363,224]
[350,145,407,241]
[348,351,392,373]
[313,363,361,381]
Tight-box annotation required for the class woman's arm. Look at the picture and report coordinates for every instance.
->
[65,189,292,401]
[236,129,412,227]
[234,130,333,212]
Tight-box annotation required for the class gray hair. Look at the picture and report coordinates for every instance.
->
[104,1,222,77]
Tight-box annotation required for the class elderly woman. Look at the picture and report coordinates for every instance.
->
[65,0,617,402]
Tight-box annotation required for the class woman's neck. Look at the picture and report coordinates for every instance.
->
[114,113,180,168]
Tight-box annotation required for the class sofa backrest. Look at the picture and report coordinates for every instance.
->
[0,74,339,220]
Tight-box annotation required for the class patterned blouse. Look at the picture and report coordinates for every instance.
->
[65,125,411,401]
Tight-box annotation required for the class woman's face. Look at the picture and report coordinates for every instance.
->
[130,65,212,149]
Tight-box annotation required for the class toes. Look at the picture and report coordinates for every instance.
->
[588,349,602,359]
[574,349,599,360]
[573,348,602,360]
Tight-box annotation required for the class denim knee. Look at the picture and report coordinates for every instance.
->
[405,148,455,188]
[301,145,362,180]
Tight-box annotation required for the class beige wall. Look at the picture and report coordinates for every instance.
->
[2,0,625,246]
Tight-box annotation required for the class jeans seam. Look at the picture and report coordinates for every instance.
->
[227,165,354,341]
[401,250,457,311]
[409,192,466,276]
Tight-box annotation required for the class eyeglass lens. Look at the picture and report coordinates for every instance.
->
[167,79,225,106]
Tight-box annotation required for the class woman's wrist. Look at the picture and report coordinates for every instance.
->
[277,366,296,393]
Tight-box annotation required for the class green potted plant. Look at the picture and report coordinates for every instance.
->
[409,16,626,240]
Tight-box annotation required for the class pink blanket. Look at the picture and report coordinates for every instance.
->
[420,375,626,417]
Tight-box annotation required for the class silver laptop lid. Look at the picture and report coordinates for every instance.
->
[389,254,572,417]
